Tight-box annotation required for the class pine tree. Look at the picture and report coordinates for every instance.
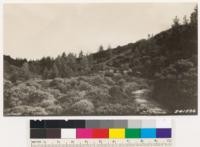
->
[62,52,67,58]
[190,6,197,26]
[98,45,104,52]
[172,16,180,28]
[183,15,189,25]
[43,67,49,79]
[107,48,113,58]
[79,50,84,58]
[58,53,73,77]
[67,53,77,72]
[79,54,90,74]
[22,62,31,80]
[51,63,59,78]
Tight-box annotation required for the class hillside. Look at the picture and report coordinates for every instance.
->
[4,7,198,115]
[91,23,197,77]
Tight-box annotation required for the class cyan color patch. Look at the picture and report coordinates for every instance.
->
[141,128,156,138]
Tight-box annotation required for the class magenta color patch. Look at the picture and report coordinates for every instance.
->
[76,128,93,138]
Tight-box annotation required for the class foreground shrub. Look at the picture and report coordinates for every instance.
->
[58,90,84,105]
[39,99,56,107]
[96,103,137,115]
[45,88,62,98]
[4,80,13,89]
[104,71,114,77]
[78,81,92,91]
[39,79,52,87]
[29,90,55,104]
[123,81,139,96]
[69,99,94,115]
[90,75,105,86]
[109,86,128,103]
[104,77,115,85]
[84,87,110,106]
[50,78,65,87]
[4,80,13,108]
[5,84,35,107]
[4,105,48,116]
[45,105,63,115]
[25,80,41,89]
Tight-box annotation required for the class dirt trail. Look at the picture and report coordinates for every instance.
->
[131,89,167,115]
[95,49,132,68]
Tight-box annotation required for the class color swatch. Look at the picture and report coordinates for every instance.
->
[125,129,141,138]
[109,129,125,138]
[141,129,156,138]
[30,120,172,139]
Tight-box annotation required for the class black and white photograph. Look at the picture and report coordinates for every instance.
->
[3,3,197,116]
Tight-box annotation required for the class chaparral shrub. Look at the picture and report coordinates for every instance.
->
[69,99,94,115]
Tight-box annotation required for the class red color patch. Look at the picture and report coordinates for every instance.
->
[92,128,109,138]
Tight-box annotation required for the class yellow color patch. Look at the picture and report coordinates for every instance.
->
[109,128,125,138]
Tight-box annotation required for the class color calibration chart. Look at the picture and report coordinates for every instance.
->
[30,119,173,147]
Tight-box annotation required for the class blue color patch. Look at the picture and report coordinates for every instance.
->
[141,128,156,138]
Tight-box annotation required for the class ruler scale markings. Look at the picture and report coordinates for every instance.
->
[30,120,173,147]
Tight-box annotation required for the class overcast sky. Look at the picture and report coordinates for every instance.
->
[4,3,196,60]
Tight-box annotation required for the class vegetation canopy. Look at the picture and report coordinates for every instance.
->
[4,7,197,116]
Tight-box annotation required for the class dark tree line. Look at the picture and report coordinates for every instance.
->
[4,43,116,82]
[4,51,94,82]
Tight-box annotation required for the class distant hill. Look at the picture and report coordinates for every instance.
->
[91,22,197,78]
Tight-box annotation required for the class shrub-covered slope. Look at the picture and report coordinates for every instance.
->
[4,7,197,115]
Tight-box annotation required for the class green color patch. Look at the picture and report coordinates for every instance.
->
[125,129,141,138]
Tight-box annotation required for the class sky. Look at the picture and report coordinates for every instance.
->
[4,3,196,60]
